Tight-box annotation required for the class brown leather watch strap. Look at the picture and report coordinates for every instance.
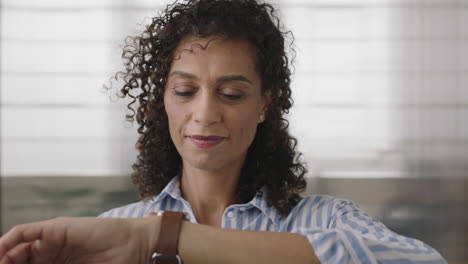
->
[152,211,186,264]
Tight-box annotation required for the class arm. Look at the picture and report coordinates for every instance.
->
[178,221,320,264]
[0,216,319,264]
[288,197,447,264]
[0,217,160,264]
[2,198,446,264]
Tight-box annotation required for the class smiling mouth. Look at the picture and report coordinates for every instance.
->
[189,135,225,148]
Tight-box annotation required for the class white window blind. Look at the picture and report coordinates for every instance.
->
[1,0,466,178]
[0,0,159,176]
[280,0,467,178]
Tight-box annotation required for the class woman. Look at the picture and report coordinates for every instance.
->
[0,0,446,263]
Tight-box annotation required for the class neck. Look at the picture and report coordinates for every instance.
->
[180,161,242,227]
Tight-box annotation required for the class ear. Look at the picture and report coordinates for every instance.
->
[261,89,272,112]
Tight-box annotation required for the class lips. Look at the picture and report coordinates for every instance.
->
[189,135,225,148]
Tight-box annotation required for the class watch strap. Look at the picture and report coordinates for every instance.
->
[152,211,186,264]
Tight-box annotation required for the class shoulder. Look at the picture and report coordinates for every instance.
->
[294,194,358,213]
[98,176,182,218]
[284,194,362,228]
[97,198,155,218]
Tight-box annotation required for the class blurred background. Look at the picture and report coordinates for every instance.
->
[1,0,467,262]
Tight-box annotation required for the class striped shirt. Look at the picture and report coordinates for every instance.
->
[99,176,446,263]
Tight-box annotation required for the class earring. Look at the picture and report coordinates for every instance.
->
[259,113,265,122]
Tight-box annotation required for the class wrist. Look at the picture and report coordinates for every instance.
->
[138,216,161,264]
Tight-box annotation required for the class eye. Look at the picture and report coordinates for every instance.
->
[219,87,244,101]
[174,91,195,97]
[171,83,196,97]
[222,93,243,100]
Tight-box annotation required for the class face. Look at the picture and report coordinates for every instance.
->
[164,36,268,173]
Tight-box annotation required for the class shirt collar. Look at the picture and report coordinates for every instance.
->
[151,175,182,204]
[248,186,281,225]
[150,176,280,225]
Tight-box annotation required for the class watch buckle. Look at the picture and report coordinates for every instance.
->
[151,252,183,264]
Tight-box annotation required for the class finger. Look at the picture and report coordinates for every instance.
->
[1,242,32,264]
[144,212,157,218]
[0,222,46,256]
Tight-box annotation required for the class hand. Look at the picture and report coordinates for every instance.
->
[0,216,160,264]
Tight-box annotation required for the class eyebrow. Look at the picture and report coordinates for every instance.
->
[217,75,253,85]
[170,71,198,79]
[169,71,253,85]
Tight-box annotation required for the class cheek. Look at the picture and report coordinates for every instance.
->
[164,95,182,140]
[231,111,259,144]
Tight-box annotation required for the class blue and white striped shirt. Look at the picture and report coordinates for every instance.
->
[99,176,446,263]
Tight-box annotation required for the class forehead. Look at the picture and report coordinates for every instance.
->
[170,35,259,75]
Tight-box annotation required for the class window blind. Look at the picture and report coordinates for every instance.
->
[1,0,466,179]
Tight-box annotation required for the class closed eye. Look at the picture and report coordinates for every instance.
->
[174,91,195,97]
[222,94,243,100]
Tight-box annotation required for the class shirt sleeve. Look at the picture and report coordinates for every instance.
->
[290,198,447,264]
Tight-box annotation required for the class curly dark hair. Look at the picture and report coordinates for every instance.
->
[114,0,307,216]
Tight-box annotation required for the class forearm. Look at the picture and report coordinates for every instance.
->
[178,222,320,264]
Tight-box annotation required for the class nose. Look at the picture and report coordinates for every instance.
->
[192,90,222,125]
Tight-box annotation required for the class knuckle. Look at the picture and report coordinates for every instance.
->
[9,225,22,235]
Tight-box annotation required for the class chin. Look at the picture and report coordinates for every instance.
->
[185,155,227,172]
